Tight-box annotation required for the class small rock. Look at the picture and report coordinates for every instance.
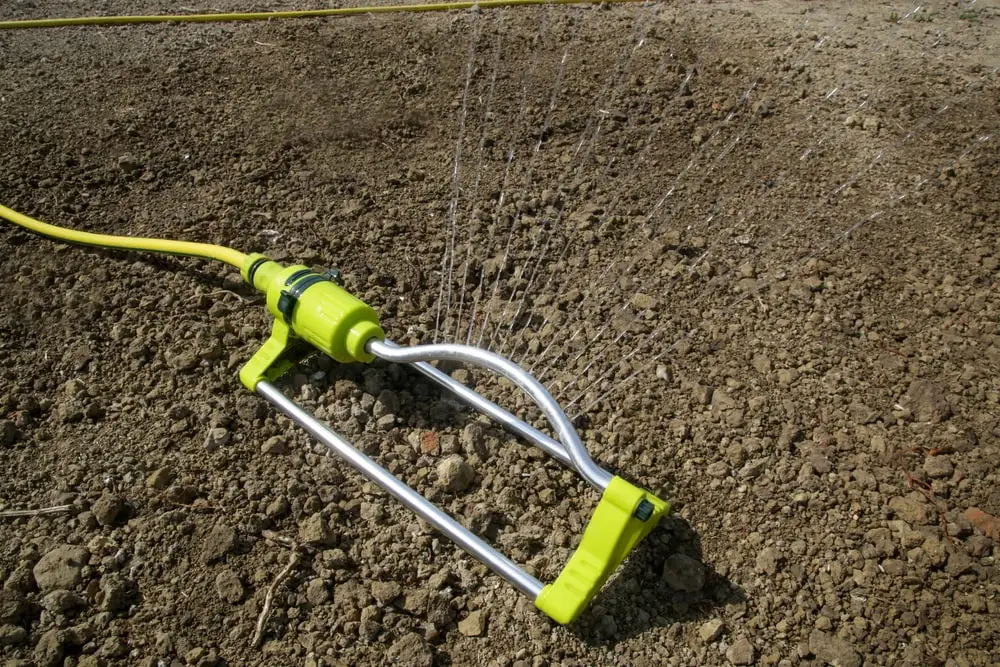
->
[631,293,656,310]
[699,618,726,643]
[923,455,953,479]
[662,553,705,592]
[458,609,488,636]
[755,547,783,575]
[146,467,174,490]
[99,574,138,613]
[117,154,142,174]
[740,457,768,479]
[201,523,237,563]
[0,420,20,446]
[903,380,952,422]
[0,624,27,645]
[862,116,881,132]
[261,436,290,455]
[437,455,476,493]
[385,633,433,667]
[41,589,84,614]
[371,581,402,605]
[34,629,66,667]
[419,431,440,454]
[849,402,879,424]
[215,569,244,604]
[808,629,861,667]
[889,493,930,526]
[726,636,756,665]
[306,578,329,606]
[777,369,799,386]
[299,513,336,546]
[204,427,231,452]
[706,461,729,478]
[33,545,90,592]
[91,493,124,527]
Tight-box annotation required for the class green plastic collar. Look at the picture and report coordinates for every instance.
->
[535,476,669,624]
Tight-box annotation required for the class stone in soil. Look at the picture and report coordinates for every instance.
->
[299,513,336,546]
[436,455,475,493]
[33,545,90,592]
[699,618,726,643]
[386,632,433,667]
[808,629,861,667]
[458,609,488,636]
[662,553,706,592]
[726,636,755,665]
[261,435,290,455]
[215,569,244,604]
[902,379,952,422]
[91,493,124,526]
[200,523,237,564]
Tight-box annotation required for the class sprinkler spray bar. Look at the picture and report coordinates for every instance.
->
[0,205,668,625]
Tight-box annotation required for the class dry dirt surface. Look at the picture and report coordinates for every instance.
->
[2,1,1000,665]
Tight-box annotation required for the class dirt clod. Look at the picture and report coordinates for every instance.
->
[32,546,89,593]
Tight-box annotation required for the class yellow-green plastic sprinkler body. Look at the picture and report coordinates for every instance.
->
[238,253,385,391]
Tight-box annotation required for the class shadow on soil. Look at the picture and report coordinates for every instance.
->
[569,514,745,646]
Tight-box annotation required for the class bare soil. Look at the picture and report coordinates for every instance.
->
[1,1,999,666]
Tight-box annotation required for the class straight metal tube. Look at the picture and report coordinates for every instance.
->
[386,341,575,468]
[256,381,545,599]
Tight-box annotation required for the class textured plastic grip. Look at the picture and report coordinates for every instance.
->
[534,476,669,624]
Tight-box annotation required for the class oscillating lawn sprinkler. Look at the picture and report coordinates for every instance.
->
[0,203,668,624]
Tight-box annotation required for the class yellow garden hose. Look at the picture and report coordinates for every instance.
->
[0,204,247,268]
[0,0,645,31]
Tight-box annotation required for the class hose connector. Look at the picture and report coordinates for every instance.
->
[239,254,385,390]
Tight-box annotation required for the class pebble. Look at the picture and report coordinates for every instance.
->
[888,493,930,525]
[386,633,433,667]
[306,578,329,606]
[33,545,90,592]
[299,513,336,546]
[661,553,705,592]
[200,523,237,563]
[215,569,244,604]
[903,380,952,422]
[204,427,231,452]
[0,624,27,646]
[458,609,488,636]
[261,436,290,455]
[146,467,174,490]
[34,629,66,667]
[808,629,861,667]
[437,455,476,493]
[698,618,726,643]
[923,455,953,479]
[91,493,124,527]
[726,636,756,665]
[0,420,20,446]
[371,580,402,605]
[755,547,783,575]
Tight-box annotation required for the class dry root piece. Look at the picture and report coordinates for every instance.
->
[251,532,310,648]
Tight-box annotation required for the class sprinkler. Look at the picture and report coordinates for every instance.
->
[0,203,668,625]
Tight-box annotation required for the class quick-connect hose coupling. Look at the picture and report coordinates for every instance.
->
[241,253,385,364]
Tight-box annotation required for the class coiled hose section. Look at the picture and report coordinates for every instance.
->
[0,204,247,268]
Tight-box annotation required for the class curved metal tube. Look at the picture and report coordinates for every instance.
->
[366,339,613,491]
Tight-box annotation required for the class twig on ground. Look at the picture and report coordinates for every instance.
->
[251,535,305,648]
[0,505,72,519]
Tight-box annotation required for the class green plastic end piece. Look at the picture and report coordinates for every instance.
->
[534,476,669,625]
[238,254,385,391]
